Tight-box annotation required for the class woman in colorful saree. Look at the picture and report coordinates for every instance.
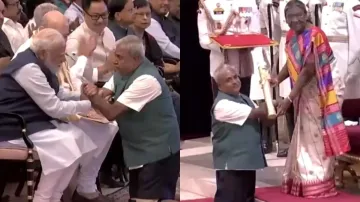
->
[269,0,351,198]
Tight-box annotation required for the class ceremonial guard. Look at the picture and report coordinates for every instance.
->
[197,0,266,98]
[312,0,360,101]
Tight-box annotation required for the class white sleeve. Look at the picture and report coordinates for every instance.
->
[197,9,222,52]
[146,19,180,59]
[214,99,254,126]
[103,75,115,92]
[250,4,262,33]
[12,63,92,118]
[116,75,162,112]
[68,55,91,90]
[57,86,81,101]
[66,39,99,83]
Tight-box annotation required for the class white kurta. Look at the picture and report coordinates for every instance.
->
[8,63,97,175]
[66,22,116,83]
[1,18,28,53]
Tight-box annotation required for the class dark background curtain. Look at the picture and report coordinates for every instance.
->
[181,0,213,140]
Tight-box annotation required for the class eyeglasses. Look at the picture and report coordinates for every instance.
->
[84,11,109,21]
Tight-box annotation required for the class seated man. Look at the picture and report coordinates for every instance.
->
[211,64,275,202]
[0,28,97,202]
[107,0,135,40]
[1,0,28,53]
[66,0,115,87]
[83,35,180,201]
[131,0,180,125]
[16,10,119,202]
[25,2,59,38]
[147,0,179,60]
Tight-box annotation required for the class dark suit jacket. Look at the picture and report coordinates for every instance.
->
[0,30,14,58]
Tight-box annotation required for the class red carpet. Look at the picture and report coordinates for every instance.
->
[181,186,360,202]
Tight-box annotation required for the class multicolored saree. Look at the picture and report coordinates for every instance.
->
[286,26,350,156]
[281,26,350,198]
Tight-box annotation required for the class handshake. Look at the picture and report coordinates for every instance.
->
[81,83,98,98]
[258,75,293,117]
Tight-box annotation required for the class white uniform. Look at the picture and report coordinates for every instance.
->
[250,0,282,100]
[316,0,360,99]
[198,0,266,98]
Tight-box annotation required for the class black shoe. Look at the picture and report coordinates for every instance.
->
[99,173,125,188]
[262,142,273,154]
[277,149,288,157]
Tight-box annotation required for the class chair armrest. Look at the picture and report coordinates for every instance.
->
[0,113,33,149]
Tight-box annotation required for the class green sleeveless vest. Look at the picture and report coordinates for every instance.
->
[211,91,267,170]
[113,60,180,167]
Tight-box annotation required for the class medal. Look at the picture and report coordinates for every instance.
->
[213,3,225,15]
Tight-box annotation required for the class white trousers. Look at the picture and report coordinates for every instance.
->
[71,120,118,194]
[5,120,118,202]
[6,121,97,202]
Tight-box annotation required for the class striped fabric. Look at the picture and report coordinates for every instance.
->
[285,26,350,157]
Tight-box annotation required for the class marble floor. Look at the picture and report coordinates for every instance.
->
[3,137,360,202]
[180,137,360,201]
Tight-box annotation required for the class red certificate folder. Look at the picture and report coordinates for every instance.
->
[210,34,278,49]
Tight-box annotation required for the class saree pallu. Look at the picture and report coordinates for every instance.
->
[281,26,350,198]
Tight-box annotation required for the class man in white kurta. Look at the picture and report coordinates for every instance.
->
[313,0,360,100]
[0,28,97,202]
[66,0,115,86]
[1,0,28,53]
[198,0,267,98]
[15,11,119,201]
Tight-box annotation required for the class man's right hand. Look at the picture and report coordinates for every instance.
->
[77,36,97,57]
[98,57,115,76]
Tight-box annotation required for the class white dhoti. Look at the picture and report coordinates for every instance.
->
[8,121,97,175]
[6,121,97,202]
[71,120,118,194]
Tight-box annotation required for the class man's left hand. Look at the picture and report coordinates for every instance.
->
[82,83,98,97]
[277,98,292,116]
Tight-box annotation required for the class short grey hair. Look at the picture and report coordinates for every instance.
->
[34,3,59,27]
[30,28,65,54]
[213,64,238,84]
[115,35,145,59]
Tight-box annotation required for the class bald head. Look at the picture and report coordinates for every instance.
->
[40,10,69,38]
